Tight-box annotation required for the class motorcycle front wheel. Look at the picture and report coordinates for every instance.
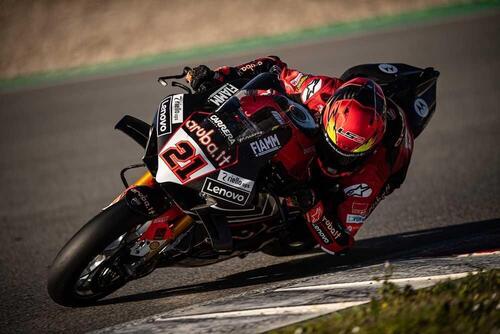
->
[47,199,148,307]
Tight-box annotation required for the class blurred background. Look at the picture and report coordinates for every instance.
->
[1,0,471,80]
[0,1,499,333]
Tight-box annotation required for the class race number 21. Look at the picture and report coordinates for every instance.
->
[161,141,207,182]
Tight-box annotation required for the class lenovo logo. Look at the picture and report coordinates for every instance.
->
[157,97,172,137]
[201,178,249,206]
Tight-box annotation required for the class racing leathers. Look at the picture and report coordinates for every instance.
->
[195,56,414,255]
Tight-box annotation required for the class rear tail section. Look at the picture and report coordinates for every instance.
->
[406,68,439,137]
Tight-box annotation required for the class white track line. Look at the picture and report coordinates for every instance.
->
[154,301,369,321]
[457,250,500,257]
[275,272,476,292]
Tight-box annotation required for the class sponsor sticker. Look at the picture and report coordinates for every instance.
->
[156,128,216,184]
[297,76,308,89]
[239,60,263,72]
[344,183,373,198]
[301,78,322,103]
[184,118,233,167]
[217,170,255,192]
[207,114,236,145]
[157,97,172,137]
[337,127,366,144]
[171,94,184,124]
[126,187,157,217]
[208,84,239,107]
[414,98,429,118]
[352,202,369,215]
[290,73,304,87]
[149,241,160,250]
[201,177,250,206]
[321,216,343,240]
[250,134,281,157]
[311,222,332,244]
[271,110,285,125]
[305,202,324,223]
[346,214,365,224]
[378,63,398,74]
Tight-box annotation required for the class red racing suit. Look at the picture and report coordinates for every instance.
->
[211,56,414,255]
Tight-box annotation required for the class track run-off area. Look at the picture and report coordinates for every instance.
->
[0,9,499,333]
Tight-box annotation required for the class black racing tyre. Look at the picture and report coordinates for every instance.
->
[47,200,147,307]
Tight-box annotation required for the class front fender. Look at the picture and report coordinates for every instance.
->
[124,185,169,219]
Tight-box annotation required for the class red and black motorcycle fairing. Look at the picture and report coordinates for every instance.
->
[47,64,440,306]
[134,74,317,256]
[117,65,439,257]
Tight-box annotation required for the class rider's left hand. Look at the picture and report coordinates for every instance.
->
[187,65,215,92]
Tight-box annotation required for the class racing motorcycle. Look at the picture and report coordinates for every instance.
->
[47,63,439,306]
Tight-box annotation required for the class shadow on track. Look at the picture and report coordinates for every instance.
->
[97,218,499,306]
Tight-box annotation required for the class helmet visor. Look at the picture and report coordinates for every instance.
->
[318,130,370,169]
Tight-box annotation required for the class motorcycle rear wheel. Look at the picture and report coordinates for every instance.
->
[47,200,147,307]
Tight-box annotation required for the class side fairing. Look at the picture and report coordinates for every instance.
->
[145,78,295,210]
[155,110,291,210]
[156,127,218,184]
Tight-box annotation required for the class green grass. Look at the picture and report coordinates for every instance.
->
[270,269,500,334]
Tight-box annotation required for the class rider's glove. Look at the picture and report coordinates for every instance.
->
[188,65,216,92]
[304,201,353,254]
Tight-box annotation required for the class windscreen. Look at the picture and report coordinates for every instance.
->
[209,89,305,145]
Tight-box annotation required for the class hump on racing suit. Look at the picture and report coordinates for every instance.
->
[340,63,439,138]
[209,57,437,254]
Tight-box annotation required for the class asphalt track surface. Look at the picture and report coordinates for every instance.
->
[0,10,499,334]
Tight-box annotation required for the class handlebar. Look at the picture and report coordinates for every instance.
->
[157,66,192,86]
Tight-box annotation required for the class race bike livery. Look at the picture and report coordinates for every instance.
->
[47,64,439,306]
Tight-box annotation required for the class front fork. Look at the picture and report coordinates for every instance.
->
[110,171,194,257]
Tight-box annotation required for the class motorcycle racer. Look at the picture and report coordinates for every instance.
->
[186,56,414,255]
